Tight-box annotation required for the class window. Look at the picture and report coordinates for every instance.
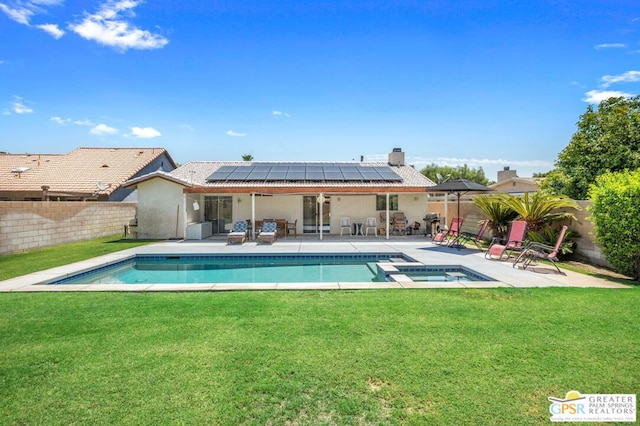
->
[376,195,398,211]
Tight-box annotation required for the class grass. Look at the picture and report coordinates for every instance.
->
[0,289,638,425]
[0,235,152,281]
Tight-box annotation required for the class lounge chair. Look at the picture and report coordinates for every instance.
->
[227,221,248,245]
[513,225,568,273]
[433,217,463,245]
[485,220,527,261]
[451,219,489,251]
[340,217,352,236]
[257,221,278,244]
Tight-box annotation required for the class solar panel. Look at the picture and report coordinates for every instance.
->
[206,163,404,182]
[206,166,237,181]
[374,166,402,181]
[323,171,344,180]
[359,169,383,180]
[342,171,362,181]
[286,170,306,180]
[227,169,251,180]
[246,169,269,180]
[306,171,324,180]
[266,170,287,180]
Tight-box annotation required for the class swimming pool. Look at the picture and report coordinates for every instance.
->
[49,253,494,286]
[50,253,410,285]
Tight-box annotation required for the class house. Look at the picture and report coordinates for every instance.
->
[489,166,540,194]
[0,147,176,201]
[124,148,435,240]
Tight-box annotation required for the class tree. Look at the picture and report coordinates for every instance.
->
[242,154,254,161]
[541,96,640,199]
[420,164,492,185]
[588,169,640,280]
[472,194,519,239]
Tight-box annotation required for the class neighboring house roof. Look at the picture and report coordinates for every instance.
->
[126,161,435,193]
[489,177,540,193]
[0,147,176,200]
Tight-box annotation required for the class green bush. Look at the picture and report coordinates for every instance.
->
[588,169,640,280]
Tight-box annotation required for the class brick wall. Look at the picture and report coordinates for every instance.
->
[0,201,136,255]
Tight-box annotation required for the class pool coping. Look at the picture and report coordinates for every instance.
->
[0,239,631,292]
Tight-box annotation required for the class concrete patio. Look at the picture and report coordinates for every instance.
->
[0,236,631,292]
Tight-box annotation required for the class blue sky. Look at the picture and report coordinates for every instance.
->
[2,1,639,180]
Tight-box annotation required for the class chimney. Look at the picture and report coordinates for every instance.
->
[388,148,405,166]
[497,166,518,183]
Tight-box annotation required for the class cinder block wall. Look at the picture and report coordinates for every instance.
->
[0,201,137,255]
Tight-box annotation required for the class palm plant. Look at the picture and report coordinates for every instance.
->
[472,194,519,239]
[497,192,580,232]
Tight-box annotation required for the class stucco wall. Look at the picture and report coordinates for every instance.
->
[136,179,186,239]
[0,201,136,255]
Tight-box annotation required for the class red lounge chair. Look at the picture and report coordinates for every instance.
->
[451,219,489,251]
[433,217,463,245]
[485,220,527,260]
[513,225,568,273]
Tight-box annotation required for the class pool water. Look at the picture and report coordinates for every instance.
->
[51,254,406,285]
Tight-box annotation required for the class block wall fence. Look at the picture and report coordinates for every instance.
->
[0,201,136,255]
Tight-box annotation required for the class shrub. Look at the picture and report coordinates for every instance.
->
[588,169,640,280]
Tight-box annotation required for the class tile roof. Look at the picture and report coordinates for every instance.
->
[169,161,435,189]
[0,147,174,198]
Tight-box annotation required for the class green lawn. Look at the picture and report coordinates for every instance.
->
[1,289,638,425]
[0,235,152,281]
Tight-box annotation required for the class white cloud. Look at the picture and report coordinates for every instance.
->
[0,3,33,25]
[408,156,553,170]
[272,110,291,117]
[227,130,247,137]
[74,119,93,126]
[583,90,634,103]
[11,96,33,114]
[600,70,640,87]
[180,123,195,132]
[90,123,118,135]
[130,126,161,138]
[50,116,71,125]
[69,0,169,51]
[0,0,63,26]
[594,43,626,50]
[36,23,64,39]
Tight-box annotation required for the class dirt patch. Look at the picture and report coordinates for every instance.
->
[564,260,636,283]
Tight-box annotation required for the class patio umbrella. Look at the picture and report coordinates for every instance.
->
[427,178,494,224]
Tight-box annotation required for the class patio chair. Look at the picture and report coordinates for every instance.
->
[227,221,248,245]
[340,217,352,236]
[485,220,527,261]
[392,213,408,235]
[432,217,463,245]
[450,219,489,251]
[513,225,568,274]
[257,221,278,244]
[364,217,377,236]
[286,219,297,237]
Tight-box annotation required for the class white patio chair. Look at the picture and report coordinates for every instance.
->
[364,217,377,236]
[340,217,352,236]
